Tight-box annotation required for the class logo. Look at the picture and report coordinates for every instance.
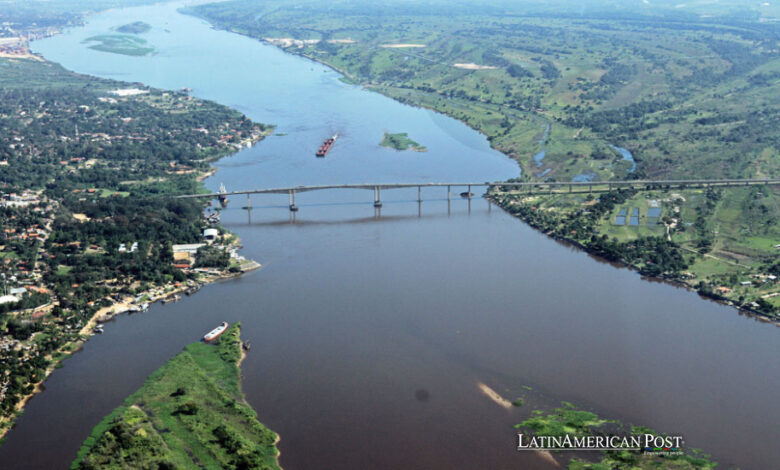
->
[517,433,684,455]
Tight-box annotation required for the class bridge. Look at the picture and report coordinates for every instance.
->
[175,178,780,212]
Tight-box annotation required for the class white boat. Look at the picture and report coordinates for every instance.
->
[204,322,228,342]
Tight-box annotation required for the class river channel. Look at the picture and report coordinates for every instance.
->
[0,2,778,469]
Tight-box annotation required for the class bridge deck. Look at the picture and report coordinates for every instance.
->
[175,178,780,199]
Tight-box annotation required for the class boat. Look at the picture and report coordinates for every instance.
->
[315,134,338,157]
[93,325,104,334]
[460,191,474,198]
[204,322,228,342]
[218,183,229,208]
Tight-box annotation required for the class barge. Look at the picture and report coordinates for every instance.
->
[315,134,338,157]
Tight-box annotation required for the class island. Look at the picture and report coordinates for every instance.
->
[83,34,155,56]
[115,21,151,34]
[70,323,281,470]
[516,402,716,469]
[380,132,427,152]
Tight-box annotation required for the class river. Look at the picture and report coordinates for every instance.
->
[1,2,778,469]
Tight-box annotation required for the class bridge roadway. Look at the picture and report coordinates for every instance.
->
[176,178,780,211]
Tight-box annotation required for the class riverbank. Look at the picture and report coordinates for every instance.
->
[487,188,780,325]
[0,52,271,439]
[70,323,281,469]
[180,12,780,325]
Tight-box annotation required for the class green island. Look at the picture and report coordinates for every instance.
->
[515,402,716,469]
[71,323,281,470]
[115,21,151,35]
[185,0,780,319]
[0,55,270,437]
[83,34,155,56]
[380,132,426,152]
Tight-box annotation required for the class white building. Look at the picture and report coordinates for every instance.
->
[0,295,19,305]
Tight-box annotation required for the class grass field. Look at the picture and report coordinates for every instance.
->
[71,324,280,470]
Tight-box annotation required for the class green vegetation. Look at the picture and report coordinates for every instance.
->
[185,0,780,320]
[71,324,281,470]
[115,21,151,35]
[517,402,717,469]
[490,184,780,318]
[380,132,426,152]
[83,34,155,56]
[187,0,780,182]
[0,57,270,436]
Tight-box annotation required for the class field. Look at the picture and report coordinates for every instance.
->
[71,324,280,470]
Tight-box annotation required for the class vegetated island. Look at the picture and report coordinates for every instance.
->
[380,132,427,152]
[115,21,151,34]
[83,34,155,56]
[70,323,281,470]
[514,402,717,469]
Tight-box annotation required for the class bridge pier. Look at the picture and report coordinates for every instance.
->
[467,184,472,199]
[289,189,298,212]
[417,186,422,203]
[569,184,572,193]
[608,182,612,191]
[447,185,451,202]
[374,186,382,208]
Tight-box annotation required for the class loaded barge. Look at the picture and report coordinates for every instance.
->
[316,134,338,157]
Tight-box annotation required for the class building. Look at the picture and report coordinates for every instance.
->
[0,295,19,305]
[172,244,205,255]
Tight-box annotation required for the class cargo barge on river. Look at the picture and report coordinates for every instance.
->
[316,134,338,157]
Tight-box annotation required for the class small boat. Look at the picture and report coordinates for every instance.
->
[140,303,149,311]
[460,191,474,198]
[94,325,104,334]
[204,322,228,342]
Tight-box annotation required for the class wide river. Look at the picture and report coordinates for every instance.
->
[2,2,778,469]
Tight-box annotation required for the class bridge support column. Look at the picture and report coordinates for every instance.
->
[289,189,298,212]
[417,186,422,203]
[589,184,592,194]
[447,185,451,202]
[247,194,251,209]
[569,184,572,193]
[467,185,472,199]
[374,187,382,208]
[608,182,612,191]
